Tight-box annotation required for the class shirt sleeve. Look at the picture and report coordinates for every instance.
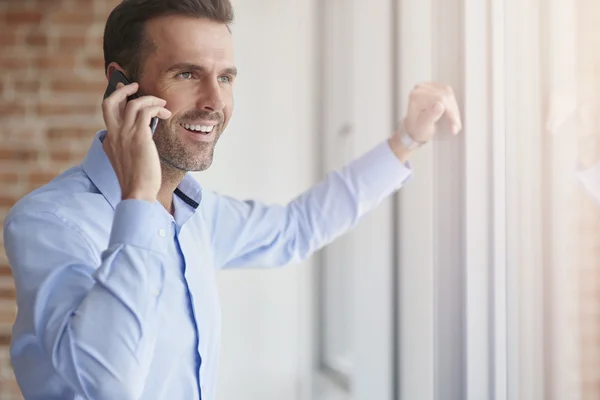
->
[211,141,413,269]
[4,199,171,400]
[577,161,600,205]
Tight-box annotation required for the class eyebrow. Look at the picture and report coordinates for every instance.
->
[165,62,238,77]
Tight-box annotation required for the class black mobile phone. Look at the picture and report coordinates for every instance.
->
[103,70,159,134]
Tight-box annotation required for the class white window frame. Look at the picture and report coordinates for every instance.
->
[315,0,397,399]
[395,0,509,399]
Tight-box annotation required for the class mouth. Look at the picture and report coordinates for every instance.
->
[180,123,216,134]
[179,122,218,143]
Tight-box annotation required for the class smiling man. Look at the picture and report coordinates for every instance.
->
[2,0,462,399]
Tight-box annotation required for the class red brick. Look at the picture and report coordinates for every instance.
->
[83,56,106,70]
[0,102,27,117]
[0,335,11,346]
[50,80,108,94]
[0,58,31,70]
[71,0,96,11]
[0,148,38,162]
[49,150,73,163]
[31,0,64,10]
[14,79,41,94]
[0,286,15,300]
[0,31,18,48]
[24,32,48,48]
[49,11,95,25]
[36,103,99,116]
[0,266,12,278]
[87,35,105,49]
[4,10,43,25]
[0,306,16,326]
[35,55,78,70]
[0,173,20,185]
[58,35,87,50]
[0,196,19,209]
[28,171,58,186]
[47,127,93,140]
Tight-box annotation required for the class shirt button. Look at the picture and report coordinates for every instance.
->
[158,228,166,237]
[152,287,160,297]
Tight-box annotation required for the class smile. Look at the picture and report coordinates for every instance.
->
[180,123,215,134]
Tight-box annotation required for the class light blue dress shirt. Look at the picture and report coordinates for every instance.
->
[3,130,412,400]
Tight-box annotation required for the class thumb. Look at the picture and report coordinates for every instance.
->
[429,101,445,121]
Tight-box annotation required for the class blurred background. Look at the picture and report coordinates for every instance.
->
[1,0,599,399]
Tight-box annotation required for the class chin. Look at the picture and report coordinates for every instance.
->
[190,157,214,172]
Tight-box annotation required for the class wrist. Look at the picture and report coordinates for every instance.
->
[388,136,415,164]
[389,123,425,163]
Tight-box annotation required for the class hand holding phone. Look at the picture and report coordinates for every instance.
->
[101,70,172,202]
[103,70,159,134]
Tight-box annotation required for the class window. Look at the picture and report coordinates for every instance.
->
[315,0,600,399]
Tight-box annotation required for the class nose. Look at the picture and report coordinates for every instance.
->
[198,81,225,113]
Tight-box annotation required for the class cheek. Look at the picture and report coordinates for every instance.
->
[157,82,195,113]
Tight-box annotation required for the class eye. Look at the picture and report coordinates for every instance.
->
[218,75,233,84]
[178,71,193,79]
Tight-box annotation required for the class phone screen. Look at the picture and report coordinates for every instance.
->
[103,70,159,134]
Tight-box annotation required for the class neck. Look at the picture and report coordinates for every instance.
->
[158,162,187,215]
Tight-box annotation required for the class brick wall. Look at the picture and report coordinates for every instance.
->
[0,0,119,397]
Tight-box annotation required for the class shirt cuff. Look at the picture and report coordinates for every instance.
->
[109,199,172,254]
[346,140,413,196]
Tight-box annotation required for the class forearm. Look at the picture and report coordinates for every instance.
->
[290,141,411,252]
[215,140,412,268]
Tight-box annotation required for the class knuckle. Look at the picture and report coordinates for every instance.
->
[140,107,155,121]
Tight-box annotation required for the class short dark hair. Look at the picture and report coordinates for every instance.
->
[103,0,234,81]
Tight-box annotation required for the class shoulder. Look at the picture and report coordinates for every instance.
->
[4,166,113,247]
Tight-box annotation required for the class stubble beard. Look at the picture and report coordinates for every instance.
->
[153,115,223,173]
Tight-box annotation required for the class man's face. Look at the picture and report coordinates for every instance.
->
[138,15,236,172]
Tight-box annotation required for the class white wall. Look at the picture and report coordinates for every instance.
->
[191,0,317,399]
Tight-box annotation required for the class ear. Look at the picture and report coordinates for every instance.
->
[105,62,129,81]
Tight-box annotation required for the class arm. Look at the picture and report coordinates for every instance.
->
[211,83,462,269]
[211,141,411,269]
[4,200,170,400]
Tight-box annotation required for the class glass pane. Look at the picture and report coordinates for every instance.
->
[506,0,600,398]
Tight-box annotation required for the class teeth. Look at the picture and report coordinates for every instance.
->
[181,123,215,133]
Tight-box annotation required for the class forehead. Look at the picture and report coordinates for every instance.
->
[145,15,234,65]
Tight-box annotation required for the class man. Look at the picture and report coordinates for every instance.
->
[2,0,462,399]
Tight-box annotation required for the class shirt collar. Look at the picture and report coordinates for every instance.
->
[81,130,203,211]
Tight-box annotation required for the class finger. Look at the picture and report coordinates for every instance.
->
[123,96,168,132]
[444,95,462,134]
[105,82,139,104]
[411,101,445,137]
[409,93,445,121]
[135,106,172,131]
[418,84,462,134]
[102,82,139,127]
